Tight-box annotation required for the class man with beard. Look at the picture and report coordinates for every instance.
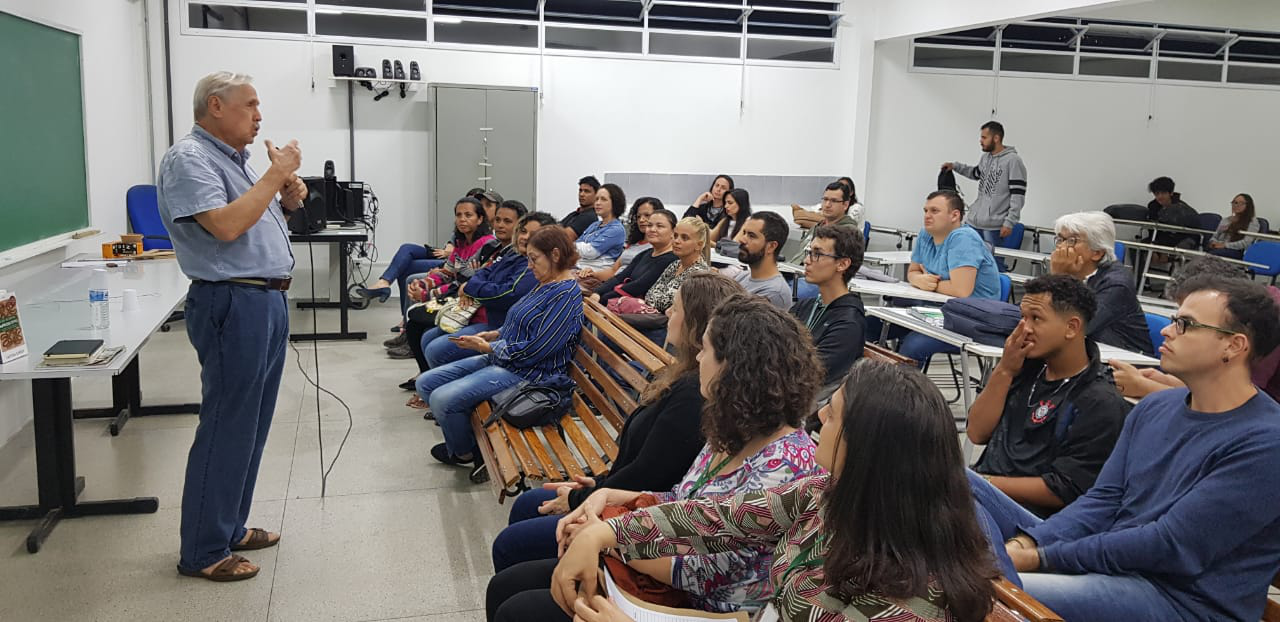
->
[943,121,1028,271]
[731,211,792,309]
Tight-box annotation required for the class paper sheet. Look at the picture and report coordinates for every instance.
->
[602,566,751,622]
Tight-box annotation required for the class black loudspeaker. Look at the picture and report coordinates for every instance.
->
[289,178,329,234]
[332,45,354,77]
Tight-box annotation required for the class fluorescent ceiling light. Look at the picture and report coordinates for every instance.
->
[316,8,344,15]
[434,16,464,24]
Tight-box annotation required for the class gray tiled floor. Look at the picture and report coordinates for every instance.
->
[0,303,499,622]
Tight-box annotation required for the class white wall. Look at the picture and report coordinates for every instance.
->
[165,21,867,265]
[0,0,156,445]
[1079,0,1280,31]
[864,37,1280,236]
[875,0,1132,40]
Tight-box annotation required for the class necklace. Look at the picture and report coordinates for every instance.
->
[1025,364,1089,408]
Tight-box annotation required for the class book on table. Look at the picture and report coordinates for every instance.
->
[43,339,104,362]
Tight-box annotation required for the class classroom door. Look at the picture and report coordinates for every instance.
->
[432,85,537,245]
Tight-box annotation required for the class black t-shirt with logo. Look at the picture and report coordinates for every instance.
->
[974,342,1131,512]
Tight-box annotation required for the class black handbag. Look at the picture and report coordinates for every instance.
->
[483,379,575,429]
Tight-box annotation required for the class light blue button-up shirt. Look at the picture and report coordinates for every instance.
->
[156,125,294,281]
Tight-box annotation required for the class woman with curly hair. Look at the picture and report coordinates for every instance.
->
[486,294,826,621]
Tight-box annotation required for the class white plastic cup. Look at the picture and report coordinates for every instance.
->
[122,288,139,312]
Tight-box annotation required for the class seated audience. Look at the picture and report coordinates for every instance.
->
[898,190,1001,367]
[789,181,861,266]
[358,240,445,313]
[972,276,1280,622]
[413,210,555,388]
[709,188,751,243]
[968,275,1132,516]
[1049,211,1153,355]
[1111,256,1280,402]
[1146,176,1199,248]
[559,175,601,242]
[579,197,662,290]
[729,212,792,309]
[592,209,677,304]
[418,227,584,483]
[479,190,503,221]
[575,183,627,271]
[490,273,744,572]
[684,174,734,228]
[608,217,711,318]
[548,360,999,622]
[486,295,828,620]
[791,176,864,233]
[791,225,866,390]
[1208,193,1259,259]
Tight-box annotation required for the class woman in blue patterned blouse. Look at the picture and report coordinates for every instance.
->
[418,226,585,483]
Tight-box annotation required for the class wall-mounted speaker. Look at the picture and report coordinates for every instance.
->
[332,45,354,77]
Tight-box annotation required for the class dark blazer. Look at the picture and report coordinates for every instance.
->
[1087,261,1154,356]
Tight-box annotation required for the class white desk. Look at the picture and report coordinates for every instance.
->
[993,247,1049,263]
[849,279,953,304]
[963,341,1160,367]
[709,251,804,275]
[0,255,195,553]
[864,250,914,266]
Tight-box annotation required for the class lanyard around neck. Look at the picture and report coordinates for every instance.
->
[688,454,734,497]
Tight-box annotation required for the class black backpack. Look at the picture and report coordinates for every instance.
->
[938,168,959,193]
[1104,204,1148,221]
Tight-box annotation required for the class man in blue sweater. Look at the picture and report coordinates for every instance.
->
[970,276,1280,621]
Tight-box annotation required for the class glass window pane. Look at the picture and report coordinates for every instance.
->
[544,0,642,26]
[1230,39,1280,65]
[1078,55,1149,78]
[1228,63,1280,85]
[545,27,641,53]
[1000,51,1074,74]
[1001,24,1076,51]
[912,45,993,71]
[649,32,740,58]
[435,20,538,47]
[1157,60,1222,82]
[318,0,425,10]
[747,37,833,62]
[317,12,425,40]
[188,4,307,34]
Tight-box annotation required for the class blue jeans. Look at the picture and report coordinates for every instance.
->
[416,355,524,457]
[491,488,561,572]
[899,332,960,370]
[976,227,1009,272]
[424,323,490,368]
[179,281,288,572]
[382,244,443,315]
[967,470,1182,621]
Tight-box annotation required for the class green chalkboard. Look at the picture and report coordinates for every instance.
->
[0,11,90,253]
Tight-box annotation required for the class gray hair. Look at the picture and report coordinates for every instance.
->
[193,72,254,120]
[1054,211,1117,263]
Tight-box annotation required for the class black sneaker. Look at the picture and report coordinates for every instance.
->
[386,344,414,359]
[383,333,407,348]
[430,442,474,467]
[469,461,489,484]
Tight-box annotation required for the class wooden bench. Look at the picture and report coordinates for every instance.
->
[1260,571,1280,621]
[471,298,675,503]
[988,578,1063,622]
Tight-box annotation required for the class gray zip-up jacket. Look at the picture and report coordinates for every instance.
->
[952,146,1027,230]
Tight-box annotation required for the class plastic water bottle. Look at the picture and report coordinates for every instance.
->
[89,269,110,330]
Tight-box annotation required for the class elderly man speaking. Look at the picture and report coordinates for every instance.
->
[157,72,305,582]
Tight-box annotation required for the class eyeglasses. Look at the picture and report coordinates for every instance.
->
[820,198,848,205]
[803,248,842,261]
[1168,315,1238,337]
[1053,235,1081,247]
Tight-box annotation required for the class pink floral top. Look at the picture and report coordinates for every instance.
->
[643,429,824,613]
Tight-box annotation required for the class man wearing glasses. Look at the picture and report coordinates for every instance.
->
[1048,211,1152,356]
[791,225,867,393]
[788,181,859,266]
[970,276,1280,622]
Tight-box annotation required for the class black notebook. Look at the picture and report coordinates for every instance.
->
[43,339,104,360]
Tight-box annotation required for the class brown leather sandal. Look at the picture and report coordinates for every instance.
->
[231,527,280,551]
[178,554,259,582]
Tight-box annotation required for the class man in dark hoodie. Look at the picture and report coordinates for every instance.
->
[967,274,1131,516]
[791,225,866,393]
[943,121,1028,271]
[1146,176,1200,248]
[1049,211,1153,356]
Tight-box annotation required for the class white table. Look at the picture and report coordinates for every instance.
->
[964,341,1160,367]
[849,278,953,304]
[993,247,1049,263]
[866,305,977,408]
[863,251,914,279]
[709,251,804,275]
[0,255,195,553]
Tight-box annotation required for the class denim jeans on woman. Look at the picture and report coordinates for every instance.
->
[416,355,523,457]
[491,488,562,572]
[967,470,1182,621]
[382,243,444,314]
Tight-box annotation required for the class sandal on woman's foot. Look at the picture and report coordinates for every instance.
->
[177,554,259,582]
[406,395,429,410]
[231,527,280,551]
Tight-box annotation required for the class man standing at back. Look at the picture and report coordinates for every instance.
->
[157,72,305,582]
[943,121,1027,270]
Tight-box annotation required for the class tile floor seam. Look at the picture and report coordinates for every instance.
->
[287,481,480,501]
[353,608,484,622]
[267,346,312,622]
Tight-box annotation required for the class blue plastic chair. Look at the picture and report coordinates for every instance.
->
[999,273,1012,302]
[1114,242,1126,264]
[863,220,871,243]
[1197,213,1222,249]
[998,223,1026,251]
[1244,241,1280,285]
[126,185,173,250]
[1146,313,1171,354]
[1259,217,1271,234]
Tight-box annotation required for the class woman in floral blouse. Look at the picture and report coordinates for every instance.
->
[552,360,1000,622]
[486,295,827,621]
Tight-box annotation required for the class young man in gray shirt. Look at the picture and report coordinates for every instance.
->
[943,121,1028,271]
[732,212,792,309]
